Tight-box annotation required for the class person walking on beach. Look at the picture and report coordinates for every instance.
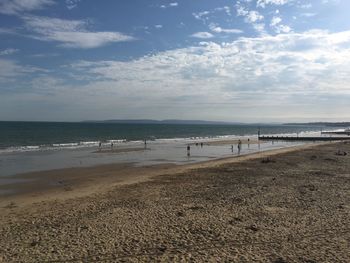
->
[200,142,203,148]
[231,145,234,153]
[237,139,242,155]
[111,142,114,149]
[187,145,191,157]
[99,141,102,151]
[144,139,147,149]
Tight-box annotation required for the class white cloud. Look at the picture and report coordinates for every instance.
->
[0,0,54,15]
[193,6,232,24]
[68,30,350,111]
[269,16,291,33]
[0,59,24,81]
[236,5,249,17]
[270,16,282,27]
[24,16,86,32]
[22,16,135,48]
[0,48,19,56]
[30,53,59,58]
[160,2,178,8]
[299,3,312,9]
[191,32,214,39]
[0,27,18,35]
[209,24,243,34]
[253,23,266,34]
[52,32,134,48]
[301,13,317,17]
[322,0,341,4]
[192,11,210,21]
[274,24,292,33]
[236,2,265,34]
[257,0,292,8]
[0,59,43,82]
[30,76,65,94]
[215,6,231,16]
[154,25,163,29]
[4,29,350,121]
[246,11,264,23]
[66,0,80,10]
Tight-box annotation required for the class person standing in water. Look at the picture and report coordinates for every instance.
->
[237,139,242,155]
[187,145,191,157]
[144,139,147,149]
[231,145,234,153]
[99,141,102,151]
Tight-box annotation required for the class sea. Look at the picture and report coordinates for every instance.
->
[0,121,326,152]
[0,121,333,183]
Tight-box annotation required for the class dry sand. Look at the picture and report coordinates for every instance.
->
[0,142,349,262]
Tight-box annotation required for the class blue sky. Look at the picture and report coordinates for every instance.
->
[0,0,350,122]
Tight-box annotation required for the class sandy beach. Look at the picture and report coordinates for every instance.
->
[0,142,349,262]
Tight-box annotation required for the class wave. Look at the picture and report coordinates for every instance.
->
[52,143,79,147]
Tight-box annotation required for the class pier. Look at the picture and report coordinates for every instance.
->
[258,136,350,141]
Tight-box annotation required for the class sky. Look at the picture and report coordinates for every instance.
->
[0,0,350,122]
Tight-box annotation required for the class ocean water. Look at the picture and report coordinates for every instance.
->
[0,121,331,181]
[0,121,325,152]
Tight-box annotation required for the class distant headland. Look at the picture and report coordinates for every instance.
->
[81,119,244,125]
[284,122,350,127]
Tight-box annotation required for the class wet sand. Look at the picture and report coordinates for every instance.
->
[192,138,259,146]
[0,143,312,205]
[92,147,149,154]
[0,142,349,262]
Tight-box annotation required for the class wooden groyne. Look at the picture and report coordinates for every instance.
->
[321,131,350,136]
[258,136,350,141]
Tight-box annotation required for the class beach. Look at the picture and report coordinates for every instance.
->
[0,142,349,262]
[2,0,349,261]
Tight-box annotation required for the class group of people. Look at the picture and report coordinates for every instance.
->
[187,142,205,156]
[98,141,115,151]
[187,139,249,157]
[195,142,204,148]
[187,142,203,157]
[98,138,249,157]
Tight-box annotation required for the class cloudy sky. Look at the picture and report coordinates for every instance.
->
[1,0,350,122]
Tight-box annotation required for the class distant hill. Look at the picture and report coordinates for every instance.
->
[82,119,244,125]
[284,122,350,127]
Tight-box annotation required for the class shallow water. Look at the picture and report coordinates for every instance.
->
[0,137,309,180]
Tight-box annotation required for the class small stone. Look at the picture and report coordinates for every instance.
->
[247,224,259,232]
[30,240,39,247]
[176,211,185,217]
[158,245,167,253]
[274,257,288,263]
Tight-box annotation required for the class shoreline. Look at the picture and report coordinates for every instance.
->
[0,141,329,208]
